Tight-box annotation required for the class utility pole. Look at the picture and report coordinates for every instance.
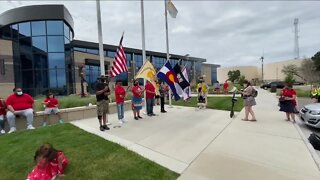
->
[294,18,300,59]
[260,56,264,83]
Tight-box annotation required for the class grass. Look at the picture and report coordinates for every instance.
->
[170,97,244,112]
[0,124,179,180]
[276,89,311,98]
[35,92,133,111]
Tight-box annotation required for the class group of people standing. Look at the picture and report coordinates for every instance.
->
[95,75,169,131]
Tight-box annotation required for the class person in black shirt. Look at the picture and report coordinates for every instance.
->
[95,75,110,131]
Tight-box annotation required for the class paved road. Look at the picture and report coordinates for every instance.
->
[297,97,320,156]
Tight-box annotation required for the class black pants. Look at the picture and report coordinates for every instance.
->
[160,96,165,112]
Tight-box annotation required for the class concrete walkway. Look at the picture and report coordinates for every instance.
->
[71,89,320,180]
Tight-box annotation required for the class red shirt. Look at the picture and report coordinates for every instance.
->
[115,85,126,103]
[223,82,229,89]
[132,86,143,98]
[145,82,155,99]
[282,88,297,105]
[6,93,34,111]
[43,98,59,108]
[0,99,6,115]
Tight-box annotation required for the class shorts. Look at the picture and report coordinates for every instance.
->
[97,100,109,116]
[44,107,60,115]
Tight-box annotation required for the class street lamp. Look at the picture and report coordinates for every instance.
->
[260,56,264,83]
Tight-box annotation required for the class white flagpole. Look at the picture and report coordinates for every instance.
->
[164,0,173,107]
[140,0,147,113]
[96,0,105,75]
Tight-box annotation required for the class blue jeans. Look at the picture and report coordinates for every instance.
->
[146,98,154,115]
[117,103,124,120]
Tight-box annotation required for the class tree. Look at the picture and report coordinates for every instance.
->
[281,64,306,82]
[238,75,246,86]
[227,70,241,83]
[300,58,320,84]
[311,51,320,71]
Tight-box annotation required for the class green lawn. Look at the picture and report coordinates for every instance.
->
[171,97,244,112]
[35,92,133,111]
[0,124,179,180]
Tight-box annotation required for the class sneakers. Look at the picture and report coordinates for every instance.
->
[121,119,127,123]
[138,116,143,119]
[27,125,35,130]
[119,120,124,124]
[161,110,167,113]
[0,129,5,134]
[103,125,110,130]
[59,119,64,124]
[106,122,111,126]
[42,122,47,127]
[8,127,16,134]
[134,117,139,120]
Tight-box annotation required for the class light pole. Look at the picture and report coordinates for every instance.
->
[260,56,264,83]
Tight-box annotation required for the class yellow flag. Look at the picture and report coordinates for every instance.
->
[135,60,157,88]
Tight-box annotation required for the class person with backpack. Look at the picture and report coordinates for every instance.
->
[241,80,257,122]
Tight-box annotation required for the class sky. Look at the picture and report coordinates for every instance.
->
[1,0,320,67]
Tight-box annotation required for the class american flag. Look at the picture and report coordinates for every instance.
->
[110,34,128,77]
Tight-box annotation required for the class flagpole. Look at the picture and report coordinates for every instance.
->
[164,0,173,107]
[96,0,105,75]
[140,0,147,113]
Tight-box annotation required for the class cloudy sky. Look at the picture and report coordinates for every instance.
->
[1,0,320,67]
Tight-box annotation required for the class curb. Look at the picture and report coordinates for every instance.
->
[294,123,320,171]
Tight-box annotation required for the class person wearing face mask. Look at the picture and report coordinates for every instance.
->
[6,87,35,133]
[95,75,111,131]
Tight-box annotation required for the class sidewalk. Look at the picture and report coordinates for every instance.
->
[71,89,320,180]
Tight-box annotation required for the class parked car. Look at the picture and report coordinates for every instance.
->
[260,81,285,89]
[300,103,320,128]
[293,81,305,85]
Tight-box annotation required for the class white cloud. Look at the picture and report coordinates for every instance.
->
[0,1,320,67]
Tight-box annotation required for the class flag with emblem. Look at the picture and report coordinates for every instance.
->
[157,61,181,101]
[135,60,157,88]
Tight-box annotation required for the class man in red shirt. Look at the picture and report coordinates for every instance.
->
[6,87,35,133]
[114,80,126,124]
[145,80,156,116]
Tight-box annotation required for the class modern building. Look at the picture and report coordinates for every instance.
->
[0,4,219,97]
[217,59,304,83]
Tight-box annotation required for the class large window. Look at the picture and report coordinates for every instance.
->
[31,21,46,36]
[48,36,64,52]
[47,21,63,35]
[19,22,31,37]
[134,54,143,68]
[85,65,100,94]
[8,20,73,96]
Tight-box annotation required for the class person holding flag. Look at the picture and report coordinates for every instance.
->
[145,80,156,116]
[157,61,181,101]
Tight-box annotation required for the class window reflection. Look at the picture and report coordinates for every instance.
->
[32,36,47,52]
[48,36,64,52]
[19,22,31,37]
[86,65,100,94]
[64,23,70,39]
[47,21,63,35]
[31,21,46,36]
[48,53,65,69]
[49,68,66,88]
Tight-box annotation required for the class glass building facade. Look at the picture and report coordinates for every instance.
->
[2,20,74,96]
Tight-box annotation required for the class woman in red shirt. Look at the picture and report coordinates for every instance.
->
[114,80,126,124]
[42,93,63,126]
[279,84,297,123]
[131,80,144,120]
[223,80,229,95]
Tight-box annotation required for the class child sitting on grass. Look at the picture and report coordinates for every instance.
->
[42,93,63,126]
[27,143,68,180]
